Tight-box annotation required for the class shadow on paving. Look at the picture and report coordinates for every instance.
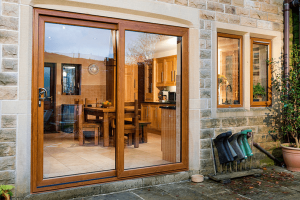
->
[71,166,300,200]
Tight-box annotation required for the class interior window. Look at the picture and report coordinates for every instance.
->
[62,64,81,95]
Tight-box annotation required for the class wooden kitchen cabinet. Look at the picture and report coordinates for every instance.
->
[125,64,138,102]
[161,107,179,163]
[141,103,174,134]
[141,104,149,122]
[156,59,164,86]
[144,59,158,102]
[156,55,177,87]
[150,105,157,129]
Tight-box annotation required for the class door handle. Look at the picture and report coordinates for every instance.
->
[39,88,47,107]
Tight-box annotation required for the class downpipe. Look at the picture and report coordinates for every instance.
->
[284,1,290,79]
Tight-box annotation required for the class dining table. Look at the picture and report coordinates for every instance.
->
[84,107,115,147]
[84,107,135,147]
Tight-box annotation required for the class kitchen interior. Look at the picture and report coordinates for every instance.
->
[43,23,181,178]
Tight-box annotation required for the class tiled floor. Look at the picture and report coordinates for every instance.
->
[43,132,170,178]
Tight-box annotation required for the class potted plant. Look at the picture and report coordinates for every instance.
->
[218,74,227,87]
[253,83,266,101]
[270,46,300,171]
[0,185,14,200]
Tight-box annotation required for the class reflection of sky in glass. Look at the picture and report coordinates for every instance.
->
[125,31,177,64]
[45,23,113,60]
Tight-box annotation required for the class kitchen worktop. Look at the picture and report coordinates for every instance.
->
[159,106,176,110]
[141,101,176,104]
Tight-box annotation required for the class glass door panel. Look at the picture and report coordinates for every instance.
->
[43,23,116,178]
[124,31,182,170]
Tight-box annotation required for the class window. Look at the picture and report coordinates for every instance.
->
[250,38,272,107]
[62,64,81,95]
[217,33,243,108]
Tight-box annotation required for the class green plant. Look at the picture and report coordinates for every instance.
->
[253,83,266,99]
[271,45,300,148]
[0,185,14,199]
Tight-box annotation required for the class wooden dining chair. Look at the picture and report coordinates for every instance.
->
[84,98,103,123]
[124,100,139,148]
[85,98,98,107]
[74,99,100,146]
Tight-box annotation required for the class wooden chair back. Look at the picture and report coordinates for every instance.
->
[124,100,139,148]
[85,98,99,107]
[125,100,139,122]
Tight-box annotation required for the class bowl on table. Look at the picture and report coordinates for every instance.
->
[102,101,111,108]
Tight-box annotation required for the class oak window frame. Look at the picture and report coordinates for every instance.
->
[250,38,272,107]
[32,8,189,193]
[217,33,243,108]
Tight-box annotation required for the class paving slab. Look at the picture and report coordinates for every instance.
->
[156,183,213,200]
[131,187,175,200]
[73,192,141,200]
[168,180,228,196]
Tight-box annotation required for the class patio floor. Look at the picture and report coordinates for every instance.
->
[70,166,300,200]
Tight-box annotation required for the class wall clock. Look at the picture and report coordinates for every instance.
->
[88,64,99,75]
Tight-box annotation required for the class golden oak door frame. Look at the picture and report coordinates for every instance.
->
[32,8,189,193]
[117,22,189,178]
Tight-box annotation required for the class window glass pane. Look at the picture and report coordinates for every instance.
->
[218,36,241,106]
[124,31,182,169]
[43,23,116,178]
[252,43,268,102]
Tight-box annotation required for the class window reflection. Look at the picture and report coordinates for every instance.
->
[218,35,241,106]
[252,44,268,102]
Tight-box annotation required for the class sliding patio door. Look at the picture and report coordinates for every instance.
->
[32,9,188,193]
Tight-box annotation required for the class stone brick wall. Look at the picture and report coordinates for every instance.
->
[0,0,19,186]
[152,0,285,174]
